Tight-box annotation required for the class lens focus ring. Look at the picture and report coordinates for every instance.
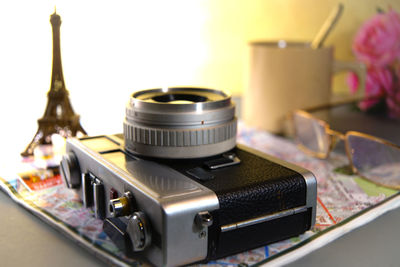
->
[124,119,236,147]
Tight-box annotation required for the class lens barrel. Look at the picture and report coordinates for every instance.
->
[123,87,237,158]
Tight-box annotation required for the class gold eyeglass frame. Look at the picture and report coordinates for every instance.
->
[292,109,400,190]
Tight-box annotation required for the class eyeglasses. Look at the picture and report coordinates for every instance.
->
[292,109,400,189]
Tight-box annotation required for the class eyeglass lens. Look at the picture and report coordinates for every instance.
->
[293,112,330,157]
[347,133,400,189]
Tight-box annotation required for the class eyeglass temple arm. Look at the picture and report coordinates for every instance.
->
[302,98,362,113]
[302,94,384,113]
[326,128,345,150]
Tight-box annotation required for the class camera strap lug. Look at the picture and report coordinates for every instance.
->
[195,211,213,228]
[92,177,105,219]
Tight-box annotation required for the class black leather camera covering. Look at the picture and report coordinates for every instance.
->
[161,148,306,224]
[203,149,306,224]
[156,147,309,260]
[208,208,312,260]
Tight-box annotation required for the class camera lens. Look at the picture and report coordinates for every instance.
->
[123,87,237,158]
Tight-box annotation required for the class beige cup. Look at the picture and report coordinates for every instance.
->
[243,41,365,134]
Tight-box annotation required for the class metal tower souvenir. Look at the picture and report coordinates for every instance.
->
[22,11,86,156]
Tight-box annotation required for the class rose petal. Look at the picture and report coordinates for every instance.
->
[352,10,400,67]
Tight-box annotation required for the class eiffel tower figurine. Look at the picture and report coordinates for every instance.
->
[22,10,86,156]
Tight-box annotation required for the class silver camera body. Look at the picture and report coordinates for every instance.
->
[60,88,317,266]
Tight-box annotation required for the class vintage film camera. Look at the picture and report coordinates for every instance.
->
[60,88,317,266]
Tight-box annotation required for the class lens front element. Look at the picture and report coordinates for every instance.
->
[151,93,208,104]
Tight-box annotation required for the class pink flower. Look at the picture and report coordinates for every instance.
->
[366,68,392,96]
[353,10,400,68]
[348,67,392,96]
[349,9,400,118]
[356,68,393,112]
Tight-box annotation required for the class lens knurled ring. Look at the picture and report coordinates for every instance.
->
[123,118,237,147]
